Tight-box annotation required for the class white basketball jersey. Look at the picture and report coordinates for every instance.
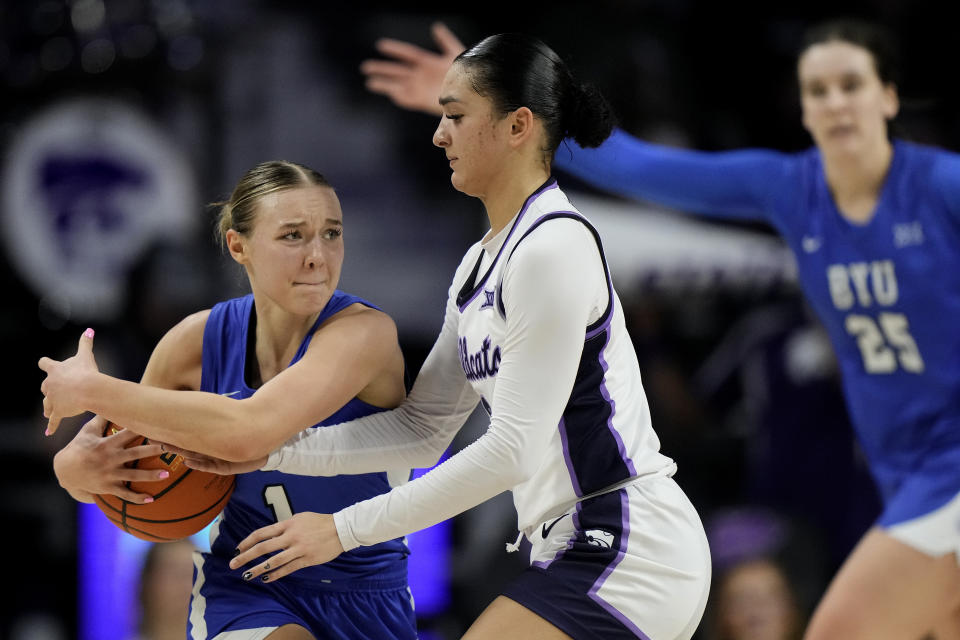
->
[453,180,674,532]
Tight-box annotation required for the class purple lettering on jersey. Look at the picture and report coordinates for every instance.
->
[459,335,501,381]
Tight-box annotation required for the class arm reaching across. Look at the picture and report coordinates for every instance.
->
[38,304,405,461]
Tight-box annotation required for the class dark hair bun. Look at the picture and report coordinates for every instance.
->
[565,82,616,148]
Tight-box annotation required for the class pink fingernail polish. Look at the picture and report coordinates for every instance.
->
[158,471,169,479]
[84,328,95,339]
[143,497,154,504]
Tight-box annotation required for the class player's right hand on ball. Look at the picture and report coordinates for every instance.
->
[360,21,465,116]
[161,443,267,475]
[53,415,165,504]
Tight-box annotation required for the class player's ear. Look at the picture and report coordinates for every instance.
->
[507,106,535,149]
[226,229,247,264]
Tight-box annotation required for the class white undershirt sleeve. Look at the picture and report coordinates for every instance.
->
[334,220,607,550]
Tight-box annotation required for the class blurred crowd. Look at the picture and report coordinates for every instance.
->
[3,0,957,638]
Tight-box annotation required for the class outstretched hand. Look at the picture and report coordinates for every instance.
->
[360,21,465,116]
[229,512,344,583]
[38,328,99,435]
[161,443,267,476]
[53,415,166,504]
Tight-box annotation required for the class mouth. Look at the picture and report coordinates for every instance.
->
[827,124,856,138]
[293,281,326,287]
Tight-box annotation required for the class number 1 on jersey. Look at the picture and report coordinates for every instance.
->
[263,484,294,522]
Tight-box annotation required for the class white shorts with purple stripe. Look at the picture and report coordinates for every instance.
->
[502,475,710,639]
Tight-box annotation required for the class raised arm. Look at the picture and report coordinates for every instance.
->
[40,305,405,462]
[554,128,797,222]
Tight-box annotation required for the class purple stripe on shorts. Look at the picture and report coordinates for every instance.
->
[457,180,558,312]
[597,331,638,477]
[588,489,652,640]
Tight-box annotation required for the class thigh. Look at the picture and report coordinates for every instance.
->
[462,596,572,640]
[215,626,312,640]
[804,528,960,640]
[266,625,315,640]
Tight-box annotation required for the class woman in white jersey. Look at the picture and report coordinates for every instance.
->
[178,34,710,640]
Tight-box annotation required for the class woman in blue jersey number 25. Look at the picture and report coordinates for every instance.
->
[361,17,960,640]
[40,161,417,640]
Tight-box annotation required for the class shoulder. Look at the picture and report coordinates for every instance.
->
[163,309,212,347]
[318,302,399,346]
[143,309,211,389]
[509,213,597,273]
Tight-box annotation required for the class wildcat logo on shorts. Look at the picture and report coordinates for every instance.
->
[583,529,615,549]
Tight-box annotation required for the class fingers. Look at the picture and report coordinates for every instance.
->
[239,549,301,583]
[120,442,165,463]
[77,327,95,355]
[431,21,465,55]
[38,356,54,373]
[107,488,155,504]
[158,443,192,456]
[118,467,169,484]
[364,75,408,101]
[373,37,433,65]
[359,59,413,81]
[180,455,220,473]
[109,427,140,444]
[231,522,286,567]
[80,414,107,434]
[46,413,62,436]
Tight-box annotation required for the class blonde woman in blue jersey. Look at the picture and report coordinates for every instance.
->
[39,161,417,640]
[171,34,712,640]
[360,18,960,640]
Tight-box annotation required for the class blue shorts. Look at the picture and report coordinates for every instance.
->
[188,552,417,640]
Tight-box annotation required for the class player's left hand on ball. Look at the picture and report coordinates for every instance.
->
[229,512,344,582]
[38,328,100,435]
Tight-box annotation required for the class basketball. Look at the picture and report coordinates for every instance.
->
[94,423,236,542]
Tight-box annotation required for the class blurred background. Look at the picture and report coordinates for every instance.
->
[3,0,958,638]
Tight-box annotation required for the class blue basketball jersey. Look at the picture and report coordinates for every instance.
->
[200,291,410,584]
[556,134,960,517]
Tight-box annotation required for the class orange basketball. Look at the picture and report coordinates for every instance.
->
[95,423,236,542]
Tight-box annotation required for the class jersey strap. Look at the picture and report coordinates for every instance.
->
[501,212,614,337]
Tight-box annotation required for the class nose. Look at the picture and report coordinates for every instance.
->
[824,86,848,111]
[304,236,325,270]
[433,118,448,148]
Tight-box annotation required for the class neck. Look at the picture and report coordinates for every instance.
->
[821,137,893,203]
[479,163,551,236]
[250,295,321,382]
